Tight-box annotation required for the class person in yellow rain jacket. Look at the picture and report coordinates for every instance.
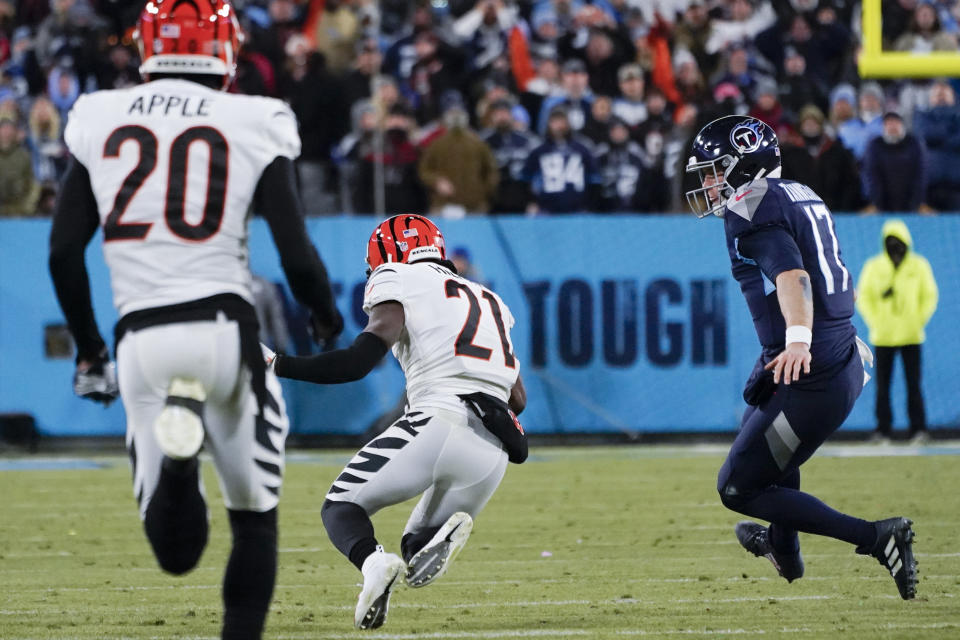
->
[856,219,939,444]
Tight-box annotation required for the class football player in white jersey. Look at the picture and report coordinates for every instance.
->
[47,2,342,638]
[267,214,527,630]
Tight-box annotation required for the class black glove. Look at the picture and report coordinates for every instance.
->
[73,348,119,407]
[309,308,345,350]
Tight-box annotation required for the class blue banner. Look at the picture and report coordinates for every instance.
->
[2,215,958,436]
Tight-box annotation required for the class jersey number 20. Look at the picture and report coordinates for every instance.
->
[102,125,228,242]
[445,280,516,368]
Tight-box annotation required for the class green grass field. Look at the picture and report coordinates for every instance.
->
[2,445,959,639]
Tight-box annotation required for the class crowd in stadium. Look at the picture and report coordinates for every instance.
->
[2,0,960,216]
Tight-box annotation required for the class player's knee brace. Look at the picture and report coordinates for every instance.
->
[321,499,378,570]
[143,460,208,575]
[222,508,278,640]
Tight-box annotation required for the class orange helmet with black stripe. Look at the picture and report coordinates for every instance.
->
[366,215,446,273]
[135,0,242,89]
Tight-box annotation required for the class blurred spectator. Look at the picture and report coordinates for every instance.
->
[281,38,346,214]
[453,0,517,75]
[894,1,958,52]
[673,48,710,111]
[520,46,563,129]
[581,94,614,147]
[595,117,645,212]
[856,219,938,444]
[27,96,65,185]
[98,44,139,90]
[780,104,863,212]
[353,104,426,214]
[748,77,789,134]
[915,79,960,210]
[4,27,45,97]
[47,65,79,123]
[883,0,920,44]
[673,0,718,79]
[342,38,383,108]
[756,5,851,87]
[538,58,594,135]
[248,0,301,71]
[450,246,487,285]
[778,45,827,118]
[863,111,930,213]
[33,0,105,88]
[828,83,857,140]
[382,3,436,82]
[372,74,402,117]
[521,106,601,214]
[407,30,467,124]
[572,21,636,97]
[704,0,775,55]
[710,43,769,103]
[418,102,499,215]
[311,0,362,74]
[0,114,38,216]
[710,81,749,116]
[482,98,541,213]
[611,63,646,126]
[333,99,377,213]
[837,81,885,161]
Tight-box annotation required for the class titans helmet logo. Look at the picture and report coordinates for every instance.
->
[730,121,764,154]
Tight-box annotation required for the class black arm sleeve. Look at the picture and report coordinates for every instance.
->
[254,157,340,326]
[48,156,106,362]
[274,331,389,384]
[736,226,805,282]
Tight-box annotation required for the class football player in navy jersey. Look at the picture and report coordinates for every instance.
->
[685,116,918,600]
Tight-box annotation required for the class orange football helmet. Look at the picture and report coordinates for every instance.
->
[366,215,446,272]
[136,0,242,88]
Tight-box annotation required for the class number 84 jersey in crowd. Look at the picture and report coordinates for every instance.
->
[63,78,300,317]
[364,261,520,415]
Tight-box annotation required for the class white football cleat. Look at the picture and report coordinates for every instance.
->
[153,378,206,460]
[405,512,473,588]
[355,546,405,630]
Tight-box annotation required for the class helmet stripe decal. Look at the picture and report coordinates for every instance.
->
[375,230,389,264]
[389,216,404,262]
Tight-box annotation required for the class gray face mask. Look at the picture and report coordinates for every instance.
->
[883,130,905,144]
[443,108,469,130]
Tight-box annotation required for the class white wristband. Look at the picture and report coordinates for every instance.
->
[785,325,812,346]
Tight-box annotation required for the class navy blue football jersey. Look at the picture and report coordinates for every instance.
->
[723,178,856,380]
[521,138,601,213]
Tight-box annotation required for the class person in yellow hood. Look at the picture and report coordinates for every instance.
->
[856,219,939,443]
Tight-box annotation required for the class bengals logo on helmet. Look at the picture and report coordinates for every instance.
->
[366,215,446,272]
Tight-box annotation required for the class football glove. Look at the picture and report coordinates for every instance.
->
[261,343,277,372]
[73,350,119,406]
[309,309,344,350]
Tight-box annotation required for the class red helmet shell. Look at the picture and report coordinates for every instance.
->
[367,215,446,271]
[136,0,242,87]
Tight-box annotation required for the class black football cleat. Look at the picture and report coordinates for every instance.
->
[857,517,918,600]
[735,521,805,583]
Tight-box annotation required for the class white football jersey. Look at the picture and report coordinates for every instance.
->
[63,79,301,316]
[363,262,520,415]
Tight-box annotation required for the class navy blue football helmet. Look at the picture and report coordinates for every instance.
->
[685,115,781,218]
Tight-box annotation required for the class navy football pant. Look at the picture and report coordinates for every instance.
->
[717,351,876,550]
